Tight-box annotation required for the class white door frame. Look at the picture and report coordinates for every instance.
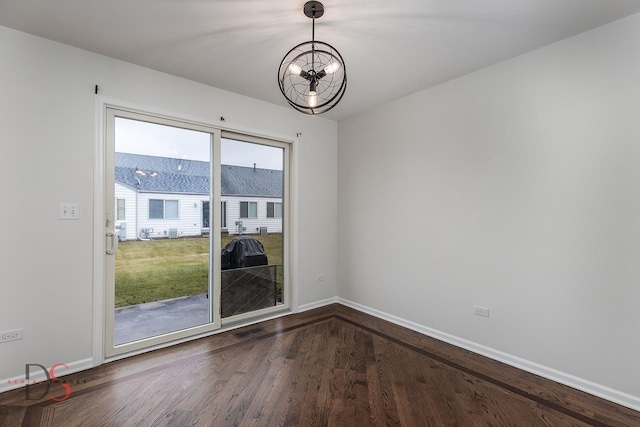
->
[92,98,297,364]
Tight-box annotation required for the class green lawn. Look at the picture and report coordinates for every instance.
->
[115,234,283,307]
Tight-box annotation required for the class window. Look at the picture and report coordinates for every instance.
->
[221,201,227,228]
[202,201,210,228]
[116,199,126,220]
[149,199,179,219]
[240,201,257,218]
[267,202,282,218]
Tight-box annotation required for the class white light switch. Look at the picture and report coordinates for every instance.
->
[59,203,80,220]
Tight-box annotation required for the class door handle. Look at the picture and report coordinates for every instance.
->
[106,232,118,255]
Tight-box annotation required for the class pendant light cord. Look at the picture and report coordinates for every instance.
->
[311,15,316,71]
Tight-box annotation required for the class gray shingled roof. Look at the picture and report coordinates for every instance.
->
[115,153,282,197]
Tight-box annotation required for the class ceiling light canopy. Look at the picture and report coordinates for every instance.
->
[278,1,347,115]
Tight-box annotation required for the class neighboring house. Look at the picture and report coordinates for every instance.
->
[114,153,283,240]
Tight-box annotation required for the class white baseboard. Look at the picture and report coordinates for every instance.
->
[1,357,94,394]
[337,297,640,412]
[298,297,338,313]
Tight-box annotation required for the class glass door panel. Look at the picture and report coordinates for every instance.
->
[220,137,286,319]
[105,110,220,355]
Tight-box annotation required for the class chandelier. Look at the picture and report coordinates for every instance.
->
[278,1,347,115]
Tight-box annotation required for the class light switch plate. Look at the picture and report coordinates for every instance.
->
[59,203,80,220]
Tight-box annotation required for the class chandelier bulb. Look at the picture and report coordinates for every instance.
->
[308,90,318,107]
[324,61,341,75]
[289,63,303,75]
[308,80,318,107]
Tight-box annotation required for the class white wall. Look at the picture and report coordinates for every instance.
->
[338,13,640,406]
[0,26,337,382]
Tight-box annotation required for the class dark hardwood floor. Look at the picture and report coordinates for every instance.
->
[1,304,639,426]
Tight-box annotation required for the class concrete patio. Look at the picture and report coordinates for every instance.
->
[114,293,210,345]
[114,265,282,345]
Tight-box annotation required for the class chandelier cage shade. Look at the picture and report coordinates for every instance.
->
[278,1,347,115]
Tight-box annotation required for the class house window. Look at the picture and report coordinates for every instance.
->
[149,199,179,219]
[202,201,210,228]
[116,198,126,220]
[240,201,257,218]
[267,202,282,218]
[221,201,227,228]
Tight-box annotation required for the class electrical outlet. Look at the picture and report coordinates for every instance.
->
[1,329,23,343]
[316,274,325,282]
[473,306,490,318]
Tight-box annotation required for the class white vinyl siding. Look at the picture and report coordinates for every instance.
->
[223,196,282,234]
[137,193,207,239]
[115,191,282,238]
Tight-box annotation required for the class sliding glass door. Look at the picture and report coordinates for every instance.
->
[103,109,290,357]
[104,108,222,356]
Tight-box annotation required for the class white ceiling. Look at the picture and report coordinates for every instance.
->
[2,0,640,121]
